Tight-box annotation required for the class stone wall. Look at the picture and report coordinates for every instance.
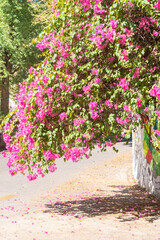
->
[132,126,160,198]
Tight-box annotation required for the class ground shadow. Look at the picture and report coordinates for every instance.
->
[44,185,160,222]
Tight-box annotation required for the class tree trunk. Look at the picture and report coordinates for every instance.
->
[0,52,12,116]
[0,78,9,115]
[0,52,12,149]
[0,77,9,149]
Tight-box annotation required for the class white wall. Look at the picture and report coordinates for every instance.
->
[133,126,160,198]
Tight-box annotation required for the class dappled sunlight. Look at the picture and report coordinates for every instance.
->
[43,184,160,222]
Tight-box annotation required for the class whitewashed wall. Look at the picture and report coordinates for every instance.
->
[132,126,160,198]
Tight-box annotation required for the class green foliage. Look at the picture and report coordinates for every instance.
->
[1,0,160,180]
[0,0,44,99]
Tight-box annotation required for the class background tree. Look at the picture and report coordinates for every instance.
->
[0,0,45,116]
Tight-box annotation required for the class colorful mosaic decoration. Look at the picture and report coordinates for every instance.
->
[143,120,160,176]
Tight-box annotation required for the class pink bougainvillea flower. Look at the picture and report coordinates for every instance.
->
[48,164,57,173]
[42,75,49,84]
[72,57,77,62]
[120,49,128,61]
[154,0,160,11]
[107,56,115,62]
[27,173,38,181]
[153,30,159,36]
[94,78,101,84]
[105,141,112,147]
[105,100,113,108]
[154,130,160,135]
[28,66,33,74]
[117,33,126,45]
[150,86,160,99]
[83,85,91,93]
[56,59,65,68]
[156,110,160,116]
[144,107,148,112]
[124,28,131,36]
[89,101,97,110]
[91,68,98,75]
[74,118,86,126]
[60,144,66,150]
[52,7,55,13]
[59,112,67,121]
[116,117,129,125]
[139,17,149,28]
[44,150,53,160]
[109,19,117,29]
[135,45,141,49]
[46,88,53,98]
[1,151,7,158]
[59,82,66,90]
[94,5,105,14]
[119,78,129,91]
[123,105,129,112]
[90,110,99,119]
[79,0,92,10]
[114,104,118,110]
[132,68,140,79]
[43,153,54,164]
[136,98,142,107]
[68,99,74,105]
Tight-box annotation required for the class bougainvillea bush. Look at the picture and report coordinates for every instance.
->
[1,0,160,180]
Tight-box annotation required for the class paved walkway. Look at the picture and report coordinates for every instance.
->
[1,143,160,240]
[0,142,132,202]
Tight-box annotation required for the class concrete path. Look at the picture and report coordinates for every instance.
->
[0,142,132,203]
[1,141,160,240]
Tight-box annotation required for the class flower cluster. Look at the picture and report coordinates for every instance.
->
[150,86,160,99]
